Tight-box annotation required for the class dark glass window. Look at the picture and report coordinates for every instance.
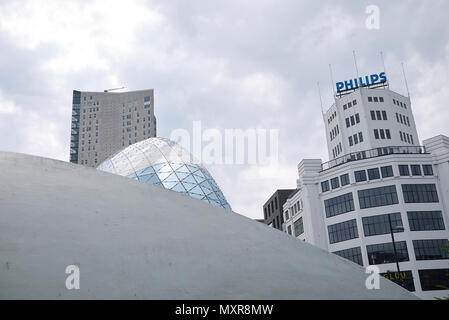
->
[294,217,304,236]
[402,184,439,203]
[349,136,353,146]
[410,165,422,176]
[321,180,330,192]
[382,111,387,120]
[381,165,394,178]
[354,170,367,182]
[376,110,381,120]
[419,269,449,291]
[355,113,360,123]
[422,165,433,176]
[328,219,358,244]
[380,129,385,139]
[353,100,357,106]
[350,116,355,126]
[368,168,380,180]
[374,129,379,139]
[408,211,445,231]
[358,132,363,142]
[413,239,449,261]
[368,97,373,102]
[333,247,363,266]
[144,96,151,102]
[324,193,355,218]
[399,165,409,176]
[381,271,415,292]
[346,118,350,128]
[362,213,403,237]
[358,185,399,209]
[371,111,376,120]
[331,177,340,189]
[374,97,379,102]
[353,134,358,144]
[340,173,350,186]
[287,225,292,235]
[385,129,391,139]
[379,97,384,102]
[367,241,409,265]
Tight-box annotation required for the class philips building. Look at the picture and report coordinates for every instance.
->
[282,75,449,299]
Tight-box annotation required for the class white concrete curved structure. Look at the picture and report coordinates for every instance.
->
[0,152,416,299]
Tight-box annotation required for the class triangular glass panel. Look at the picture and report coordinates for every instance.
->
[188,192,204,200]
[157,163,173,173]
[157,171,173,181]
[147,175,162,184]
[176,165,190,173]
[181,182,197,191]
[171,183,187,193]
[162,180,179,189]
[182,174,197,184]
[195,169,205,179]
[193,174,205,183]
[174,172,190,181]
[152,163,165,172]
[200,180,213,191]
[163,172,180,183]
[189,185,205,195]
[207,192,219,201]
[186,164,199,173]
[170,163,184,171]
[141,166,156,175]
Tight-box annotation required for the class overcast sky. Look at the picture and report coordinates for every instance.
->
[0,0,448,219]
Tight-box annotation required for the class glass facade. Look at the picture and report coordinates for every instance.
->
[358,185,399,209]
[294,217,304,237]
[419,269,449,291]
[333,247,363,266]
[324,193,354,218]
[381,271,415,292]
[362,212,403,237]
[366,241,409,265]
[413,239,449,261]
[97,137,231,210]
[407,211,445,231]
[402,184,439,203]
[328,219,358,244]
[70,90,81,163]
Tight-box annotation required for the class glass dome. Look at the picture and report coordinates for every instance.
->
[97,137,232,210]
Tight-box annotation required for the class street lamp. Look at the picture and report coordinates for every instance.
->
[388,214,405,287]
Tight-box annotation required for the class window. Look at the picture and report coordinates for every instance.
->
[367,168,380,180]
[355,113,360,123]
[402,184,439,203]
[408,211,445,231]
[366,241,409,265]
[340,173,350,186]
[331,177,340,189]
[264,208,267,220]
[354,170,367,182]
[399,165,409,176]
[413,239,449,261]
[328,219,358,244]
[353,134,358,145]
[144,96,151,102]
[419,269,449,291]
[379,129,385,139]
[343,104,347,110]
[324,193,355,218]
[410,165,422,176]
[371,111,376,120]
[368,97,373,102]
[385,129,391,139]
[333,247,363,266]
[346,118,350,128]
[349,136,353,146]
[423,165,433,176]
[287,225,292,235]
[321,180,330,192]
[374,129,379,139]
[374,97,379,102]
[381,270,415,292]
[382,111,387,120]
[399,131,403,141]
[358,185,399,209]
[353,100,357,106]
[350,116,355,126]
[362,213,403,237]
[379,97,384,102]
[381,165,394,178]
[294,217,304,236]
[375,110,381,120]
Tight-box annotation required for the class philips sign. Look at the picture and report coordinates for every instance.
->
[336,72,387,93]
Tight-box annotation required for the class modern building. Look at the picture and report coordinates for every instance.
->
[282,85,449,299]
[263,189,295,230]
[97,137,232,210]
[70,89,156,167]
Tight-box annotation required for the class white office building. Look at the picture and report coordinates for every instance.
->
[283,85,449,299]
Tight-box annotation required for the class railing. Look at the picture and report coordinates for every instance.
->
[321,145,427,171]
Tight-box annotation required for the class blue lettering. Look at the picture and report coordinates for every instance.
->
[379,72,387,83]
[336,82,344,92]
[370,74,379,84]
[344,79,354,90]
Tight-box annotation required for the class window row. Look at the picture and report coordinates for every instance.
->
[373,128,391,140]
[327,110,337,124]
[393,98,407,109]
[349,132,364,146]
[396,112,410,126]
[332,143,342,159]
[345,113,360,128]
[398,164,433,177]
[324,192,355,218]
[368,96,384,103]
[355,165,393,182]
[370,110,387,121]
[342,99,357,110]
[321,173,350,193]
[399,131,414,144]
[330,124,339,141]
